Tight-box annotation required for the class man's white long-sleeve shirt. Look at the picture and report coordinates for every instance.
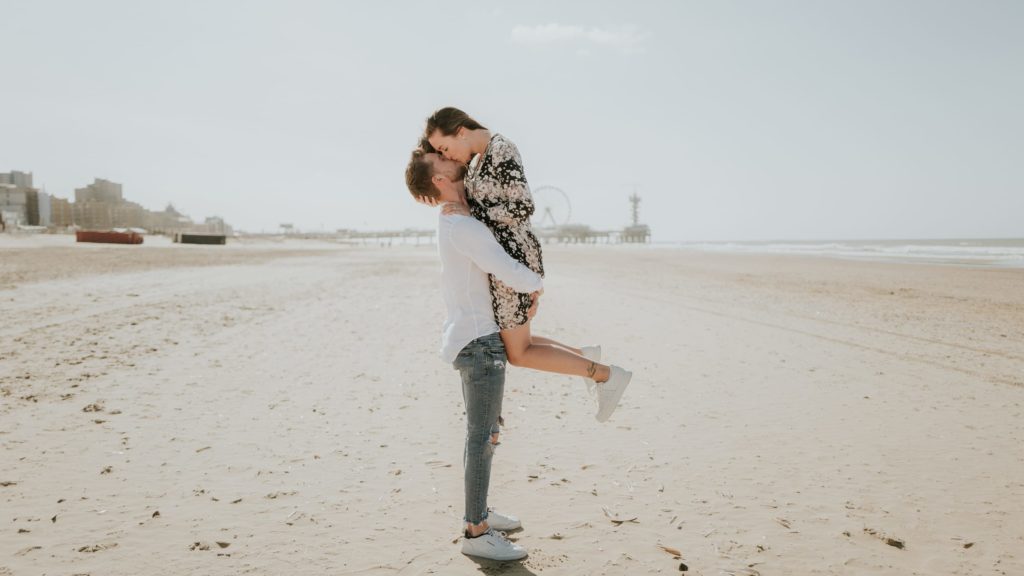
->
[438,212,543,363]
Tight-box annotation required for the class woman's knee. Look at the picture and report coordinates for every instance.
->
[499,324,531,367]
[505,348,525,366]
[504,342,530,366]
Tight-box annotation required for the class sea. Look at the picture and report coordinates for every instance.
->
[666,238,1024,268]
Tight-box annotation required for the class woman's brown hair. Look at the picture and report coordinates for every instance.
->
[425,107,488,138]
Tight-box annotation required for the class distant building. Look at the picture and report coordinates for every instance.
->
[2,171,231,235]
[0,184,27,227]
[0,171,33,188]
[145,203,192,233]
[111,200,148,229]
[0,171,42,227]
[0,184,28,227]
[71,178,156,230]
[24,189,41,225]
[37,190,51,226]
[193,216,232,236]
[72,198,113,230]
[71,178,120,229]
[75,178,123,204]
[50,195,73,228]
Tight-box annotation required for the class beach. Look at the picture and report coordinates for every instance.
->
[1,236,1022,576]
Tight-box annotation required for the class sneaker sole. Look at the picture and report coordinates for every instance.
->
[596,371,631,422]
[461,548,528,561]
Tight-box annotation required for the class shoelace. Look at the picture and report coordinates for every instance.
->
[466,528,510,542]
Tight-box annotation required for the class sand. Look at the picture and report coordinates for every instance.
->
[1,235,1022,575]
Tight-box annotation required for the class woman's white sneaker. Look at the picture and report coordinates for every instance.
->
[596,365,632,422]
[581,345,602,362]
[461,528,528,561]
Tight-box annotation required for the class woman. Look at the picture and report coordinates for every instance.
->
[419,107,632,422]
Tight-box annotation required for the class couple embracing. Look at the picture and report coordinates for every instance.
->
[404,107,633,561]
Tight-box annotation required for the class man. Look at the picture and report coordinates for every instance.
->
[405,148,538,561]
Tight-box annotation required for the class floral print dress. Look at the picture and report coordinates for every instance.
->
[464,133,545,330]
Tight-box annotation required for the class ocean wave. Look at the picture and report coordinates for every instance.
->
[667,239,1024,268]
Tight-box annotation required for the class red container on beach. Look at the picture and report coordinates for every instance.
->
[76,230,144,245]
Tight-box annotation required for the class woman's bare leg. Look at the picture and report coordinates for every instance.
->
[529,335,583,356]
[501,322,610,382]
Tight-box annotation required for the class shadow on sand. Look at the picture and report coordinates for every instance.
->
[464,556,539,576]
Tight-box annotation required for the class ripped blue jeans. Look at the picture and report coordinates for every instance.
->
[452,332,506,525]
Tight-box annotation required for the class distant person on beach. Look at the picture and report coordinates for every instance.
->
[404,139,630,560]
[415,107,632,404]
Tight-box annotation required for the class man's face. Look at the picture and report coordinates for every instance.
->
[428,152,467,185]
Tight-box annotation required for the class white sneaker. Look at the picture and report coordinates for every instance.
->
[461,528,528,561]
[580,345,602,396]
[596,365,632,422]
[486,508,522,531]
[581,345,602,362]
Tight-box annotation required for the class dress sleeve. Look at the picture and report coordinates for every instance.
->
[480,138,534,227]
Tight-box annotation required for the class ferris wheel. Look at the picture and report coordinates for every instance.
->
[530,185,572,229]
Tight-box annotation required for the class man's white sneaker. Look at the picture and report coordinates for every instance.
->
[596,365,632,422]
[486,508,522,531]
[461,528,528,561]
[580,345,602,396]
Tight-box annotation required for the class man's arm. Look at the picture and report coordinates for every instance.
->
[451,218,543,294]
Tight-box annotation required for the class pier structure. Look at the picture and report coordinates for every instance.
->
[246,229,438,247]
[243,188,651,246]
[620,192,652,243]
[530,187,651,244]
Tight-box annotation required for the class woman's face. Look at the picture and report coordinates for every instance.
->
[428,128,474,165]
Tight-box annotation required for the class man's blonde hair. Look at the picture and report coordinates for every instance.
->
[404,147,440,200]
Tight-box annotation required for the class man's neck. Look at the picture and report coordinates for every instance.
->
[440,182,468,205]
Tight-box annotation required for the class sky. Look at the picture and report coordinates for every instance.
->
[2,0,1022,241]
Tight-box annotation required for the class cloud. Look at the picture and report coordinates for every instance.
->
[510,23,648,54]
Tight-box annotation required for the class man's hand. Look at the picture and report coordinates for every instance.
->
[416,195,441,207]
[527,290,542,319]
[441,202,471,216]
